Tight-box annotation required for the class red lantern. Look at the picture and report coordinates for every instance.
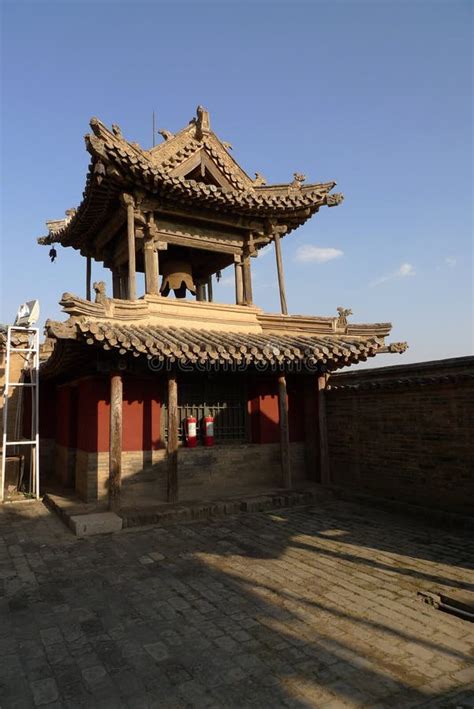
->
[185,416,197,448]
[203,415,215,446]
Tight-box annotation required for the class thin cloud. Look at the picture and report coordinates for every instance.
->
[445,257,457,268]
[217,274,272,290]
[217,275,234,287]
[370,262,416,287]
[295,245,344,264]
[258,245,272,257]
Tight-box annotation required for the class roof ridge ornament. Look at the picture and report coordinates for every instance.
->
[290,173,306,190]
[253,172,267,186]
[335,307,353,333]
[387,341,409,354]
[158,129,174,141]
[93,281,109,306]
[326,192,344,207]
[194,105,210,141]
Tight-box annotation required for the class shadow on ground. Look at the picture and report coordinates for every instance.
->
[0,496,473,707]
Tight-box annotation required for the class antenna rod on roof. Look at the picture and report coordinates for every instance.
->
[152,111,156,148]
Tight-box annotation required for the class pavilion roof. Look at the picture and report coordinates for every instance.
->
[38,107,343,251]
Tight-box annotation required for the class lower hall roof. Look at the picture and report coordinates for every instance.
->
[41,319,407,380]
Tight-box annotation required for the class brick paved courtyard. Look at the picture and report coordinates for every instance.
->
[0,496,473,708]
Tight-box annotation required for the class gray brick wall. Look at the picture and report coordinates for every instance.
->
[326,357,474,514]
[70,443,307,503]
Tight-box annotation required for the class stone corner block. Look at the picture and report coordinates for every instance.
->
[70,511,123,537]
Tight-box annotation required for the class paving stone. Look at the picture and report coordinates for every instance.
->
[30,677,59,706]
[81,664,107,685]
[144,641,169,662]
[1,499,473,707]
[24,656,53,681]
[40,627,63,646]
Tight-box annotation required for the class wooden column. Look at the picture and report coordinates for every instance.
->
[109,372,123,511]
[122,194,136,301]
[86,257,92,301]
[144,239,159,295]
[167,371,179,503]
[318,374,330,485]
[112,269,121,299]
[273,232,288,315]
[278,374,291,488]
[242,253,253,306]
[196,282,207,301]
[207,276,213,303]
[119,267,128,300]
[303,377,318,481]
[234,260,244,305]
[156,247,160,292]
[156,240,168,295]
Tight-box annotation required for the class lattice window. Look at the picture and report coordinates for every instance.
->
[163,374,248,444]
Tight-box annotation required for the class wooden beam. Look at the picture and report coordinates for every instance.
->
[167,371,179,503]
[109,372,123,511]
[303,377,318,481]
[121,194,137,300]
[273,232,288,315]
[278,374,291,488]
[86,257,91,301]
[140,199,265,232]
[318,375,330,485]
[207,275,213,302]
[152,230,242,255]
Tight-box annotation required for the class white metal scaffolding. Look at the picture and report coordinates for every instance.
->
[1,326,40,502]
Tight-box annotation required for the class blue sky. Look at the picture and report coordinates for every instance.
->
[1,0,472,366]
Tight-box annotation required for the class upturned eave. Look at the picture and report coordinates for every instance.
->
[37,113,343,251]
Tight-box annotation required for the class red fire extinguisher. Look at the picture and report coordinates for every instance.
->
[185,416,198,448]
[203,415,215,447]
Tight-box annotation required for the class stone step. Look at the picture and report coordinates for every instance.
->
[119,488,319,529]
[44,486,320,535]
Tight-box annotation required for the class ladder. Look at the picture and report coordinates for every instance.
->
[1,326,40,502]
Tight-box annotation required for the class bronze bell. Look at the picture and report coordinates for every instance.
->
[160,260,197,298]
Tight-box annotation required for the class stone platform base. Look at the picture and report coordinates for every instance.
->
[119,488,319,529]
[44,486,320,534]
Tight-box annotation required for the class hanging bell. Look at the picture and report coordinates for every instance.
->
[160,260,196,298]
[49,247,57,263]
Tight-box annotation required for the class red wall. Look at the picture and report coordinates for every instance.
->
[75,376,163,453]
[55,386,77,448]
[248,376,305,444]
[52,374,305,453]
